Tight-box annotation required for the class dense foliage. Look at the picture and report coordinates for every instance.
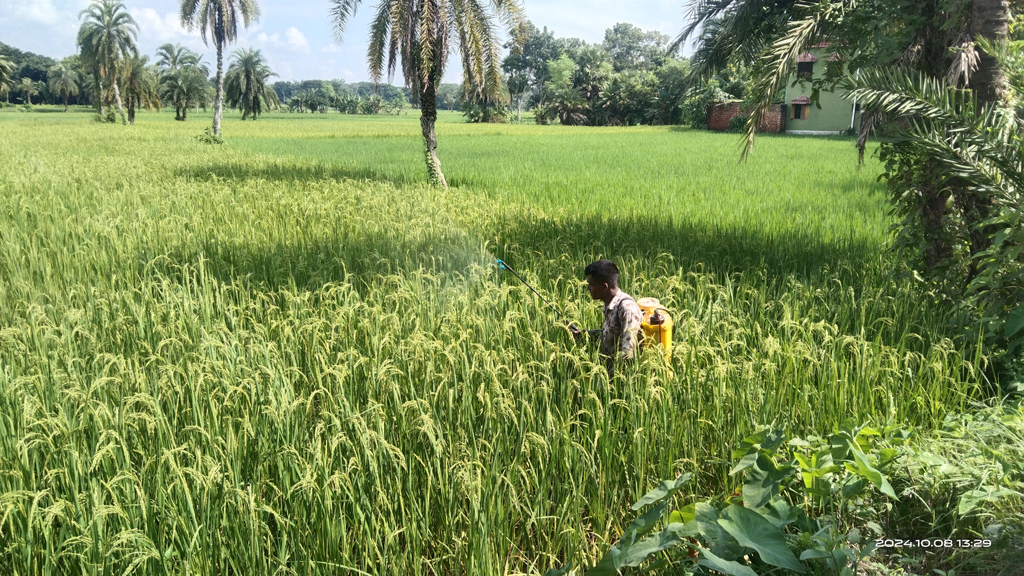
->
[502,21,698,126]
[683,0,1024,381]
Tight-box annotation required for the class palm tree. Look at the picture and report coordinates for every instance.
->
[180,0,260,137]
[223,47,278,119]
[121,55,161,124]
[156,43,192,72]
[845,41,1023,355]
[0,54,14,104]
[677,0,1011,152]
[550,87,589,125]
[17,77,38,104]
[159,62,209,121]
[329,0,525,187]
[969,0,1011,105]
[48,63,80,112]
[78,0,139,125]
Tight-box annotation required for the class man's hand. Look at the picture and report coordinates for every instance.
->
[569,324,582,339]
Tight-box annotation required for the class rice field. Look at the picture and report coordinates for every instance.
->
[0,109,989,575]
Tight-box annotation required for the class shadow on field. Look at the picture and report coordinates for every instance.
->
[177,161,416,187]
[148,229,487,293]
[492,212,880,282]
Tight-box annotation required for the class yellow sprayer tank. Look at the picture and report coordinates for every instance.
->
[637,297,673,361]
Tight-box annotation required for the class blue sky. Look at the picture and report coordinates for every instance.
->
[0,0,696,83]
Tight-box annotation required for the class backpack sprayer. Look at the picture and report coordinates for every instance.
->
[496,258,674,360]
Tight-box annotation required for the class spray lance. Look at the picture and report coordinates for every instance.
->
[496,259,579,332]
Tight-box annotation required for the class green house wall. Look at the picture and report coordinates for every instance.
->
[784,48,859,134]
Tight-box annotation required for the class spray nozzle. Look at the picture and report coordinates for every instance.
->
[496,259,507,269]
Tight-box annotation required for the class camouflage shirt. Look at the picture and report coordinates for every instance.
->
[587,290,643,374]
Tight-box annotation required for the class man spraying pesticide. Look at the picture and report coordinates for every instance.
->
[497,258,672,378]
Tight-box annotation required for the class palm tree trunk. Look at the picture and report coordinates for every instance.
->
[213,41,224,136]
[419,78,448,188]
[970,0,1009,106]
[111,77,127,125]
[963,0,1010,274]
[63,96,68,113]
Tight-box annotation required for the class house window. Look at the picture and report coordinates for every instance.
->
[797,61,814,77]
[792,104,807,119]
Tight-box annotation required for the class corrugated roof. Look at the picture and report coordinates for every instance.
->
[797,53,818,63]
[790,96,812,104]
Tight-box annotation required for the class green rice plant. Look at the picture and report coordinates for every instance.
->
[0,111,991,575]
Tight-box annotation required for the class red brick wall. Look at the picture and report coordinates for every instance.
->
[706,103,784,133]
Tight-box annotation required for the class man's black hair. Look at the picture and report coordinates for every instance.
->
[584,259,619,288]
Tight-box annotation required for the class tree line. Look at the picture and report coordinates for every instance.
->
[268,80,461,115]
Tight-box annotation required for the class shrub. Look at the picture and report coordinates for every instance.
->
[727,113,748,133]
[680,80,730,129]
[193,128,224,145]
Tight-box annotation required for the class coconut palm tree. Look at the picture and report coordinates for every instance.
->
[329,0,525,187]
[121,55,160,124]
[78,0,138,125]
[16,77,38,104]
[48,63,80,112]
[223,47,278,119]
[180,0,260,137]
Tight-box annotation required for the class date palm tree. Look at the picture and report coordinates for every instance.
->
[78,0,138,125]
[48,63,80,112]
[0,54,14,104]
[156,43,192,72]
[121,55,160,124]
[16,77,38,104]
[159,59,210,121]
[329,0,525,187]
[224,47,278,119]
[180,0,260,137]
[677,0,1011,153]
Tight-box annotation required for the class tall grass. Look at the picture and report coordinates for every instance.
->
[0,111,988,574]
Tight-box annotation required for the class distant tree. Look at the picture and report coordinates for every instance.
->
[549,87,588,125]
[332,92,360,113]
[0,53,13,104]
[47,63,80,111]
[16,77,38,104]
[121,55,160,124]
[329,0,525,188]
[436,83,462,111]
[180,0,261,137]
[78,0,139,124]
[224,47,279,119]
[156,43,193,72]
[603,22,673,72]
[571,45,613,101]
[159,60,209,120]
[502,21,561,115]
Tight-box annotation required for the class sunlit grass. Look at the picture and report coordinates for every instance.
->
[0,110,988,575]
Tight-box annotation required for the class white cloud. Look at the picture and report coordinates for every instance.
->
[8,0,60,25]
[131,8,200,43]
[322,43,341,54]
[284,27,309,52]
